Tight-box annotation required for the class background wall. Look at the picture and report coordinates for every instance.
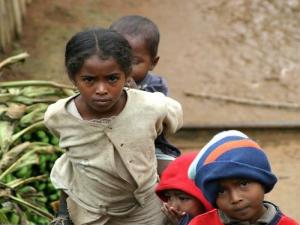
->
[0,0,299,220]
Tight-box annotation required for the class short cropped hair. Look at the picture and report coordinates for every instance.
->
[65,28,132,80]
[110,15,160,59]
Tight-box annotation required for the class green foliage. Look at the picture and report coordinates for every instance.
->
[0,80,75,225]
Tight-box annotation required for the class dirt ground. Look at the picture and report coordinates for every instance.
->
[1,0,299,221]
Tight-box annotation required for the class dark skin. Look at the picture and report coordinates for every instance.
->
[157,160,173,177]
[54,55,128,223]
[124,35,174,177]
[216,178,266,223]
[72,55,127,120]
[161,189,206,225]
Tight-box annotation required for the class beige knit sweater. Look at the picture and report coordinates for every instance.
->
[44,88,183,216]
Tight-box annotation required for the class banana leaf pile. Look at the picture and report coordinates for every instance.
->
[0,80,76,225]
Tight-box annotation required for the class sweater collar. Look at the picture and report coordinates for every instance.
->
[219,202,277,225]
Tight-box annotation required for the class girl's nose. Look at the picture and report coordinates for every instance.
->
[96,82,108,94]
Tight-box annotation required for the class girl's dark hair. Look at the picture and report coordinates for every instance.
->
[65,28,132,80]
[110,15,160,60]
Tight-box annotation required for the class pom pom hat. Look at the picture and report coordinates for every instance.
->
[188,130,277,207]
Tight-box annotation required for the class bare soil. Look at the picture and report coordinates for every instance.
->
[1,0,299,221]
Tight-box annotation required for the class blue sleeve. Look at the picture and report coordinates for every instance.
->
[179,214,192,225]
[139,73,169,95]
[143,83,168,95]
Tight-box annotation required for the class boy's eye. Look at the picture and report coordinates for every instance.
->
[177,192,193,201]
[164,193,171,200]
[132,57,141,65]
[217,187,226,196]
[239,179,249,187]
[164,192,171,197]
[179,195,192,201]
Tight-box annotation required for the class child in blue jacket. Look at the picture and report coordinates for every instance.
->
[188,130,299,225]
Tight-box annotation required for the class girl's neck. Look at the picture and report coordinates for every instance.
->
[75,90,127,120]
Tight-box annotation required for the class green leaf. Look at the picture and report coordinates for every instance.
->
[0,151,38,180]
[9,195,54,220]
[0,210,10,225]
[19,109,45,127]
[0,142,31,173]
[8,175,47,189]
[5,103,27,120]
[11,121,44,144]
[21,86,63,97]
[0,121,14,153]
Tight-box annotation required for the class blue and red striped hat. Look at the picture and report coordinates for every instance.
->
[188,130,277,207]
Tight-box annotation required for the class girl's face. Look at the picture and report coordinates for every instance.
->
[165,189,205,217]
[125,35,159,83]
[216,178,266,223]
[72,55,127,119]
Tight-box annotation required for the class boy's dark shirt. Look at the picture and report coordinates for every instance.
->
[188,201,299,225]
[136,72,168,95]
[220,201,279,225]
[137,73,181,157]
[179,214,192,225]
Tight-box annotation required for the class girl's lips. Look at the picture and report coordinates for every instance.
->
[93,98,112,106]
[93,98,111,102]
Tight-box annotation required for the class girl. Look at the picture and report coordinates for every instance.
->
[45,28,183,225]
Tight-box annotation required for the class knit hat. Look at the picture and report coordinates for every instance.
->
[156,152,213,212]
[188,130,277,207]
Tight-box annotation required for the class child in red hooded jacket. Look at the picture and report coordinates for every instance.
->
[156,152,214,225]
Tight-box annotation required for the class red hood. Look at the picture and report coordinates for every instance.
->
[155,152,213,212]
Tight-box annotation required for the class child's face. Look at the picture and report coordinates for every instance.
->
[72,55,127,119]
[164,189,205,217]
[216,178,266,223]
[125,35,159,83]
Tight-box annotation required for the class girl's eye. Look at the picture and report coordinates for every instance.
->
[82,76,94,83]
[132,57,141,65]
[107,75,119,83]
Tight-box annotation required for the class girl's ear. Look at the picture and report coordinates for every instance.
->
[70,78,77,87]
[150,56,160,70]
[125,76,138,89]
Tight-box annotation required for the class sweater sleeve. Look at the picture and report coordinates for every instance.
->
[161,95,183,135]
[43,101,61,137]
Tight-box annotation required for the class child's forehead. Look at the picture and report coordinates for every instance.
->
[125,34,146,45]
[217,178,256,185]
[164,189,192,196]
[84,55,114,65]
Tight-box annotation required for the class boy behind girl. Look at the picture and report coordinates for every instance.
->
[188,130,299,225]
[110,15,181,176]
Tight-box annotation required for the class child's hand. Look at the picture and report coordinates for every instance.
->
[49,216,73,225]
[161,202,186,225]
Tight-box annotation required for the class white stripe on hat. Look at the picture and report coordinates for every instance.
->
[188,130,248,180]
